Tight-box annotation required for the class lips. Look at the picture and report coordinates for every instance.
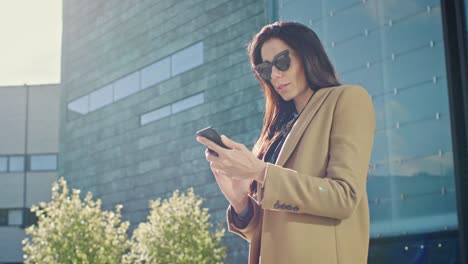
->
[276,83,289,91]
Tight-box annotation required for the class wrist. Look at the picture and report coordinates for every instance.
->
[232,196,249,214]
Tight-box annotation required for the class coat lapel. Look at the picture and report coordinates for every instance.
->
[275,87,335,167]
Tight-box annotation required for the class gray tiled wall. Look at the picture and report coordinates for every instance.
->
[60,0,267,262]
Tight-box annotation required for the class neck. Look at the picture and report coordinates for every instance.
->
[294,88,314,114]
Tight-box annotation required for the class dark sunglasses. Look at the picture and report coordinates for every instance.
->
[255,50,291,81]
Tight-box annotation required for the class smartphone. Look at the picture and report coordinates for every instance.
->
[196,126,228,156]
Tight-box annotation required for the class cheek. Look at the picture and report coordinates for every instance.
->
[290,59,305,84]
[291,62,306,87]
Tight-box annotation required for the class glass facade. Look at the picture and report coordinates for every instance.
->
[279,0,456,238]
[278,0,460,262]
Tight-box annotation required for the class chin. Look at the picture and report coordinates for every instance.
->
[280,95,293,102]
[280,92,296,102]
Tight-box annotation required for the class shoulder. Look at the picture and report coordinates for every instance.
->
[326,84,371,100]
[317,84,372,107]
[319,85,374,116]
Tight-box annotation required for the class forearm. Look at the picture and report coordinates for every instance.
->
[227,196,263,242]
[231,195,250,214]
[258,163,366,219]
[230,198,254,229]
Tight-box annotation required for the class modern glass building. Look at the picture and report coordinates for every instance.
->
[59,0,468,263]
[277,0,468,262]
[277,0,464,262]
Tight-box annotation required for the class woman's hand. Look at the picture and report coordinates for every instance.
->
[196,135,267,183]
[196,135,267,213]
[208,162,251,213]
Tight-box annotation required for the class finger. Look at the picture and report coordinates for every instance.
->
[205,148,218,158]
[206,150,220,163]
[196,136,227,156]
[221,135,244,150]
[205,149,213,161]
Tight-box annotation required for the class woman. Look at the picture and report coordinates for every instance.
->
[196,21,375,264]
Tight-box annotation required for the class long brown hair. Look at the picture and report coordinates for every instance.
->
[248,22,341,194]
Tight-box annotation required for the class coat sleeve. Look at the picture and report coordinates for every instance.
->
[226,195,263,242]
[257,86,376,220]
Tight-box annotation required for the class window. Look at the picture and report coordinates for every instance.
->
[24,209,38,227]
[113,71,140,101]
[89,84,113,111]
[0,210,7,226]
[0,154,59,172]
[140,93,205,126]
[67,95,89,115]
[0,209,36,226]
[66,42,205,120]
[8,156,24,172]
[30,154,58,171]
[171,42,204,76]
[140,105,171,125]
[171,93,204,114]
[8,209,22,226]
[0,156,7,172]
[141,57,171,89]
[67,95,89,121]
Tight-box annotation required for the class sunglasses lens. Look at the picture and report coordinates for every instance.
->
[256,64,272,80]
[255,51,290,81]
[275,54,290,71]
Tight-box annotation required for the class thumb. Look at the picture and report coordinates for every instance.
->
[221,135,242,149]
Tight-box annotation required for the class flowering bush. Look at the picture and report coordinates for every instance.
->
[123,188,226,264]
[22,177,130,264]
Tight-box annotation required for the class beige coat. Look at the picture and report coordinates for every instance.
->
[227,85,376,264]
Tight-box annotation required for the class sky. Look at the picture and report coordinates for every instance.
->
[0,0,62,86]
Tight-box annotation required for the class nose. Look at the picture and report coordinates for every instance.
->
[270,65,283,80]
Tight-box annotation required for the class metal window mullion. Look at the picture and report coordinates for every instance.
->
[441,0,468,263]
